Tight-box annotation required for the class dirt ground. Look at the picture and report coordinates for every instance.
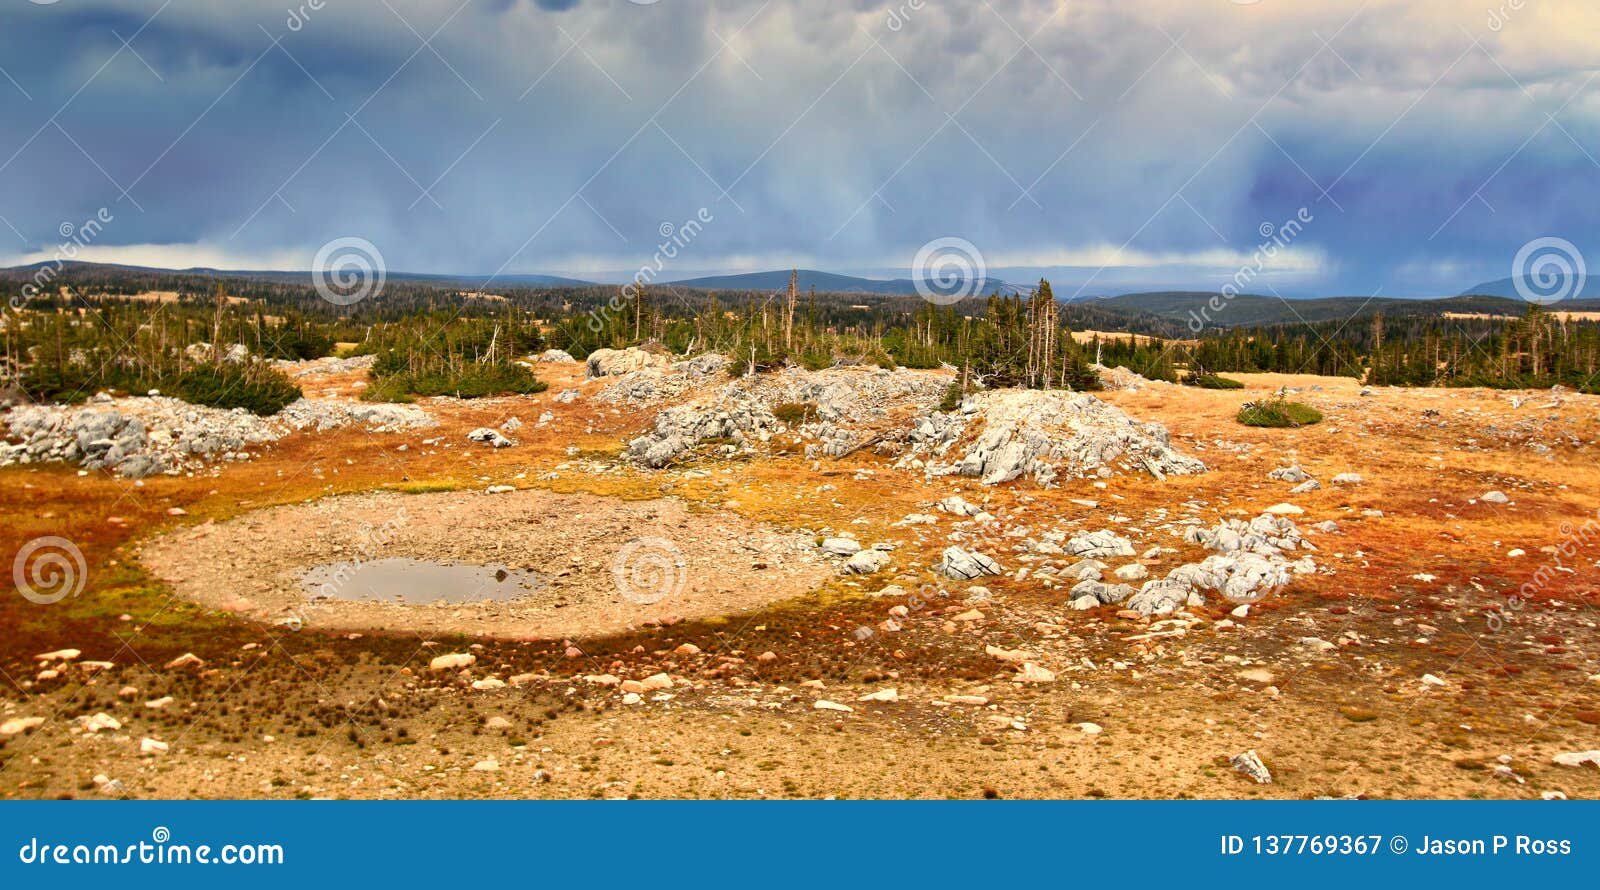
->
[2,360,1599,800]
[139,488,831,639]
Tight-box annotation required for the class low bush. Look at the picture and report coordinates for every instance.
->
[363,361,548,402]
[1237,396,1323,428]
[1187,373,1245,390]
[937,382,964,413]
[772,402,818,425]
[174,363,302,415]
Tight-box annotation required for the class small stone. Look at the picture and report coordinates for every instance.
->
[1113,564,1149,581]
[139,738,169,756]
[1552,750,1600,768]
[429,653,476,671]
[845,549,890,574]
[819,537,862,556]
[164,653,204,670]
[814,699,854,712]
[1231,750,1272,784]
[0,717,44,736]
[1016,662,1055,683]
[78,712,121,733]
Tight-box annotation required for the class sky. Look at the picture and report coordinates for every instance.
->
[1,0,1598,297]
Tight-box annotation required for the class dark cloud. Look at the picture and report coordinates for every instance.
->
[0,0,1595,294]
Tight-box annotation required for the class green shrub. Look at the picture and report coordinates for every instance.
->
[175,363,302,415]
[1237,396,1322,428]
[1187,373,1245,390]
[937,382,964,413]
[772,402,818,425]
[796,351,833,372]
[21,363,141,404]
[363,362,548,402]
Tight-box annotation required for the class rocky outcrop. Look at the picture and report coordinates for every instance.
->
[625,366,947,467]
[1120,512,1314,616]
[898,389,1206,485]
[587,347,672,378]
[1,395,434,478]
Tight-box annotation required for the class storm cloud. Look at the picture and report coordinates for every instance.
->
[1,0,1596,295]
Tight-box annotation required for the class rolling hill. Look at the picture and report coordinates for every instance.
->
[1081,292,1558,329]
[663,269,1023,296]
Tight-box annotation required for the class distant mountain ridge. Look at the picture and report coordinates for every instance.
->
[0,260,593,289]
[1078,291,1588,329]
[1459,275,1600,302]
[662,269,1026,296]
[8,262,1600,327]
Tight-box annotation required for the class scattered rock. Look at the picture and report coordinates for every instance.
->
[0,717,44,736]
[1552,751,1600,768]
[164,653,204,671]
[936,546,1002,580]
[845,549,890,574]
[1231,750,1272,784]
[429,653,476,671]
[466,428,514,449]
[819,537,862,556]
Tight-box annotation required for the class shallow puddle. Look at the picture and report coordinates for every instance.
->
[302,558,543,604]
